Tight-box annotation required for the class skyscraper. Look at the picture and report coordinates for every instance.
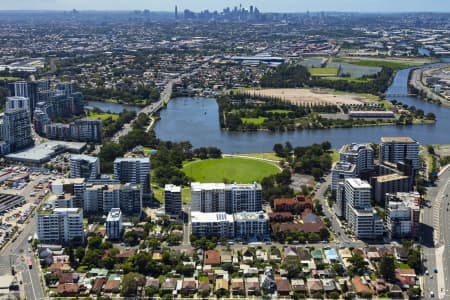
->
[380,137,420,170]
[114,157,151,198]
[2,109,33,153]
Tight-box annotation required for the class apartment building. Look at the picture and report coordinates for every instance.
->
[191,211,235,238]
[106,208,123,240]
[191,182,262,214]
[339,143,374,174]
[380,137,420,170]
[385,192,420,239]
[164,184,182,216]
[69,155,100,180]
[37,206,84,244]
[331,162,356,196]
[344,178,384,239]
[114,157,151,197]
[234,211,269,239]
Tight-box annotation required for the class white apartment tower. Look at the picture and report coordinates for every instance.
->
[37,207,84,244]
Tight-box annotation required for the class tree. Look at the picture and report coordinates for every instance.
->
[121,272,145,297]
[75,247,86,262]
[407,286,421,298]
[124,230,140,246]
[282,257,303,279]
[379,255,396,282]
[348,255,367,276]
[273,143,284,157]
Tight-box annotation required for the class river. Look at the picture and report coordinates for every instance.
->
[152,63,450,153]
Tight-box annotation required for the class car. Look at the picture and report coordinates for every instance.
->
[430,291,435,297]
[430,275,433,279]
[434,267,438,273]
[425,270,429,275]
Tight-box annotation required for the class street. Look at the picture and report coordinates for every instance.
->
[422,166,450,299]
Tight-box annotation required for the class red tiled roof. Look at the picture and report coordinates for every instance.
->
[352,276,371,294]
[276,278,291,293]
[57,283,79,295]
[204,250,221,265]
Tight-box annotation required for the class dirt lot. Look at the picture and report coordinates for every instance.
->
[247,88,375,106]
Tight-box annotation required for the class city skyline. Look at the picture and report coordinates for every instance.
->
[0,0,449,13]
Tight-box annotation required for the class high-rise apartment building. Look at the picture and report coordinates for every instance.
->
[339,143,374,174]
[114,157,151,197]
[37,206,84,244]
[164,184,182,216]
[2,109,33,153]
[69,155,100,180]
[380,137,420,170]
[106,208,123,240]
[344,178,383,239]
[191,182,262,214]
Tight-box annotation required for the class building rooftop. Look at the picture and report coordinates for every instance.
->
[114,157,150,163]
[5,141,86,163]
[234,211,268,221]
[375,173,409,183]
[333,162,356,172]
[381,137,417,143]
[165,184,181,193]
[191,182,226,191]
[191,211,233,223]
[70,154,98,163]
[346,178,371,189]
[340,143,372,154]
[107,208,122,221]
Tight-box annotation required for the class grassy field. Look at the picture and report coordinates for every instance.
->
[241,117,267,125]
[309,67,338,76]
[183,157,281,183]
[331,150,340,163]
[267,109,292,114]
[87,111,119,121]
[331,90,380,101]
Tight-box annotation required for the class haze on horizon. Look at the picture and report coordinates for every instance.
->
[0,0,449,13]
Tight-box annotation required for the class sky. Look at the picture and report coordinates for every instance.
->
[0,0,449,13]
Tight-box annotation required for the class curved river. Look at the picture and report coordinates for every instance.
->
[155,63,450,153]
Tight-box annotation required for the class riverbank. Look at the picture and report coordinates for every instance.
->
[409,64,450,107]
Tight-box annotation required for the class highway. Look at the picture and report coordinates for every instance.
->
[423,166,450,299]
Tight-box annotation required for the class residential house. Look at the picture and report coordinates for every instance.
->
[103,280,120,293]
[215,278,229,294]
[198,281,210,296]
[57,283,80,296]
[276,277,291,296]
[231,278,244,295]
[162,278,178,294]
[182,278,197,295]
[372,279,387,295]
[352,276,371,297]
[395,268,416,288]
[322,279,337,293]
[274,198,298,212]
[204,250,221,266]
[307,278,323,295]
[245,277,260,295]
[220,252,233,265]
[390,284,404,298]
[91,278,105,294]
[256,249,268,262]
[365,247,381,261]
[291,279,307,293]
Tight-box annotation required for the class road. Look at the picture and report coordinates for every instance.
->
[314,174,364,247]
[409,66,449,105]
[0,214,45,300]
[422,166,450,299]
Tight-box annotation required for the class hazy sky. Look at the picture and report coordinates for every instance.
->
[0,0,449,12]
